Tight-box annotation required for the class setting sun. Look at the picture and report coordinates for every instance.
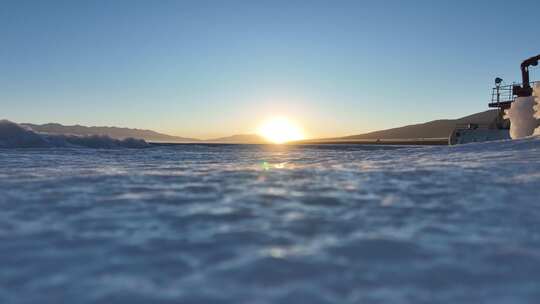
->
[257,117,305,144]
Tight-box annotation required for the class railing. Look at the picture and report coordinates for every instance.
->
[491,84,514,104]
[490,81,538,106]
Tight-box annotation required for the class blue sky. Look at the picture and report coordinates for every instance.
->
[1,0,538,138]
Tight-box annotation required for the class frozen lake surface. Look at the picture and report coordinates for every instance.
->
[1,139,540,304]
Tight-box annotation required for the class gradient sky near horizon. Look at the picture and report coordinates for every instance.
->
[1,0,539,139]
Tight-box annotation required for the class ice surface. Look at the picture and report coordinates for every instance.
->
[0,120,149,148]
[1,140,540,303]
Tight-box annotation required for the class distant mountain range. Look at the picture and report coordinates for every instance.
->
[206,134,268,144]
[21,110,501,144]
[22,123,270,144]
[340,110,500,140]
[22,123,199,143]
[298,110,501,144]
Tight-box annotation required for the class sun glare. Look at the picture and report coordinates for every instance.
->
[257,117,305,144]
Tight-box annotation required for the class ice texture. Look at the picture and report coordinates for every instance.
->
[506,82,540,138]
[505,96,538,139]
[534,83,540,135]
[1,140,540,304]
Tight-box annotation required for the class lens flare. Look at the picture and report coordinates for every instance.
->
[257,117,305,144]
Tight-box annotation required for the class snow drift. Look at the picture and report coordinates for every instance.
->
[0,120,149,148]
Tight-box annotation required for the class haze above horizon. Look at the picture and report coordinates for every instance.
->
[1,0,538,139]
